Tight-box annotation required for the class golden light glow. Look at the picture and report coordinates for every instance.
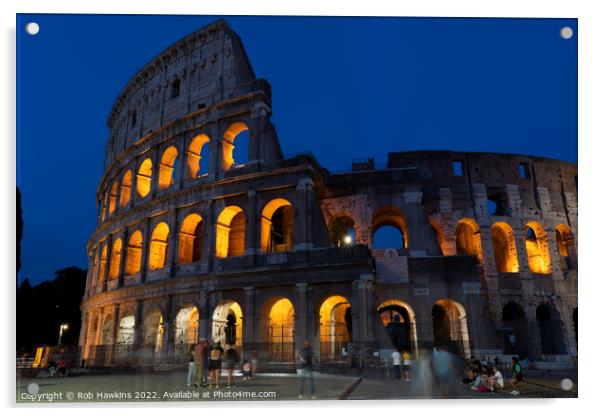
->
[97,244,108,288]
[372,206,409,248]
[125,230,143,275]
[491,222,519,273]
[260,198,294,253]
[101,192,108,222]
[319,295,351,344]
[215,206,245,258]
[187,134,210,179]
[221,122,249,171]
[142,309,164,352]
[90,251,99,289]
[212,300,243,347]
[158,146,178,190]
[120,170,132,207]
[148,222,169,270]
[525,221,551,274]
[175,306,199,346]
[179,213,203,263]
[268,297,295,346]
[456,218,483,263]
[108,238,122,280]
[108,182,118,215]
[555,224,573,257]
[136,158,153,198]
[330,214,356,247]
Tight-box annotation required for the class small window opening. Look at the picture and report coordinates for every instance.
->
[519,163,530,179]
[452,160,464,177]
[170,78,180,99]
[131,110,137,127]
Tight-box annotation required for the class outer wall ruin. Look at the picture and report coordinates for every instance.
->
[79,20,577,370]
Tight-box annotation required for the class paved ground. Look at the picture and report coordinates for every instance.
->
[16,368,577,403]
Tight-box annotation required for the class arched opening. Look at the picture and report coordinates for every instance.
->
[330,215,356,247]
[125,230,143,276]
[267,297,295,362]
[101,191,108,222]
[186,134,210,179]
[377,300,417,353]
[215,206,245,258]
[536,304,565,355]
[260,198,294,253]
[501,303,529,358]
[491,222,519,272]
[174,305,199,358]
[525,221,552,274]
[158,146,178,191]
[120,170,132,207]
[108,238,122,281]
[115,315,135,363]
[429,219,445,255]
[148,222,169,270]
[90,250,100,290]
[222,122,249,171]
[455,219,483,263]
[372,207,408,250]
[556,224,576,270]
[319,295,352,361]
[108,181,118,215]
[136,158,153,198]
[432,299,470,358]
[212,301,243,351]
[97,244,108,289]
[142,309,164,353]
[100,315,114,345]
[179,213,203,263]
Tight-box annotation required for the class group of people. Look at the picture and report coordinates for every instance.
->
[48,356,67,378]
[187,340,256,389]
[391,349,412,381]
[463,355,523,395]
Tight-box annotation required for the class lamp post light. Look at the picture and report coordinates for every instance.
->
[343,234,353,245]
[57,324,69,347]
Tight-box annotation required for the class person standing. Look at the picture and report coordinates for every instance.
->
[402,350,412,381]
[509,356,523,396]
[194,339,207,387]
[207,341,224,389]
[298,341,316,399]
[224,344,239,388]
[187,344,197,387]
[391,349,402,381]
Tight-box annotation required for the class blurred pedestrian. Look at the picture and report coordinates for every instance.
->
[207,341,224,388]
[509,356,523,395]
[194,339,207,387]
[224,344,239,388]
[298,341,315,399]
[242,359,252,380]
[391,348,402,380]
[402,350,412,381]
[187,344,196,387]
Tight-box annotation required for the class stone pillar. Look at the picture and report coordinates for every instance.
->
[108,305,121,365]
[243,287,256,346]
[176,134,186,190]
[150,149,160,199]
[162,295,174,361]
[197,289,210,341]
[294,178,314,251]
[133,300,144,349]
[295,283,308,347]
[139,218,151,282]
[208,121,220,181]
[249,105,268,165]
[203,200,216,271]
[166,210,178,277]
[94,308,104,346]
[118,228,129,287]
[129,161,138,209]
[79,312,89,352]
[101,234,113,292]
[245,190,258,255]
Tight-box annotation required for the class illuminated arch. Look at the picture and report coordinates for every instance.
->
[261,198,294,253]
[100,314,114,345]
[108,181,118,215]
[265,297,295,362]
[179,213,203,263]
[455,218,483,263]
[556,224,576,269]
[148,222,169,270]
[108,238,123,280]
[115,314,136,363]
[136,158,153,198]
[142,309,164,352]
[372,206,408,249]
[90,250,100,290]
[330,214,356,247]
[491,222,519,272]
[319,295,352,361]
[221,122,249,171]
[174,305,199,355]
[125,230,143,275]
[525,221,552,274]
[377,299,418,353]
[432,299,470,358]
[158,146,178,190]
[97,244,108,289]
[215,206,245,258]
[212,300,243,348]
[120,170,132,207]
[187,134,210,179]
[429,218,446,255]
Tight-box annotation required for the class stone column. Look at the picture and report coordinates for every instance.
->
[208,121,220,181]
[108,305,121,365]
[245,191,258,255]
[78,312,89,354]
[203,200,216,271]
[249,105,268,165]
[295,283,308,348]
[118,228,129,287]
[197,289,210,341]
[166,210,178,278]
[243,287,256,347]
[176,134,187,190]
[101,234,113,292]
[133,300,144,349]
[139,218,151,282]
[294,178,314,251]
[150,149,160,199]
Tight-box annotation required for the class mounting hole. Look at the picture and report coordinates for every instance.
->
[560,26,573,40]
[25,22,40,36]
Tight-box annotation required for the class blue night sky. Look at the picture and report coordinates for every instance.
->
[16,14,577,285]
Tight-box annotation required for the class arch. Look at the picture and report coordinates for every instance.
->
[319,295,352,361]
[115,314,136,363]
[212,300,243,349]
[136,158,153,198]
[174,305,199,356]
[429,218,445,255]
[525,221,552,274]
[101,191,108,222]
[158,146,179,190]
[90,250,100,290]
[536,304,565,355]
[491,222,520,273]
[120,170,132,207]
[186,134,210,179]
[260,198,294,253]
[501,303,529,358]
[179,213,203,263]
[142,309,164,352]
[148,222,169,270]
[125,230,143,275]
[97,244,108,289]
[432,299,470,358]
[266,297,295,362]
[372,206,408,249]
[108,181,118,215]
[215,206,245,258]
[108,238,123,281]
[330,214,356,247]
[377,299,418,353]
[455,218,483,263]
[221,122,249,171]
[100,314,114,345]
[556,224,576,269]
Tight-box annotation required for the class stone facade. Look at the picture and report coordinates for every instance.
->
[79,20,578,369]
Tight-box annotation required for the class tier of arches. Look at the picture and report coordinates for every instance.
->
[98,122,252,224]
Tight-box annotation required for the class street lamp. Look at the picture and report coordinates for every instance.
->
[57,324,69,347]
[343,234,353,245]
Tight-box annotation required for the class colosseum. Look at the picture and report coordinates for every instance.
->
[79,19,578,370]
